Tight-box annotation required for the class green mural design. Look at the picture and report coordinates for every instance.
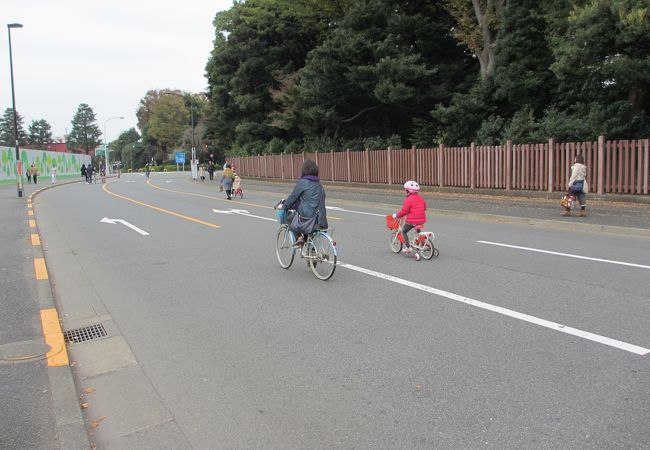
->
[0,146,91,184]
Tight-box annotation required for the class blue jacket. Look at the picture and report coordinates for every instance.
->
[283,176,328,229]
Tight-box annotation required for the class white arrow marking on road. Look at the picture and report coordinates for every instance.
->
[326,206,384,217]
[212,209,275,222]
[100,217,150,235]
[165,180,173,184]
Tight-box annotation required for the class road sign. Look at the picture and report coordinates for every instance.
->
[175,152,185,164]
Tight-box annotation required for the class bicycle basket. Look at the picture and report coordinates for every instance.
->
[386,215,400,230]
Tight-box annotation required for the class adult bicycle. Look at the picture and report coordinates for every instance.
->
[275,201,337,281]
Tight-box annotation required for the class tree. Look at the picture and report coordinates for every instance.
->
[110,128,140,168]
[297,0,475,147]
[146,95,188,161]
[28,119,53,147]
[67,104,102,154]
[550,0,650,138]
[444,0,506,80]
[0,107,28,147]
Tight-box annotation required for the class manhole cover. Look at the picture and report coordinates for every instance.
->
[0,341,51,362]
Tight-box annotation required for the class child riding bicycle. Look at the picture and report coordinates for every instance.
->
[391,180,427,254]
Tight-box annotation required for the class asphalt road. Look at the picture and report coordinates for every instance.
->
[33,172,650,449]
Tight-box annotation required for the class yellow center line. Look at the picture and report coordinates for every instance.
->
[29,219,36,228]
[102,180,220,229]
[150,178,342,220]
[34,257,48,280]
[40,308,69,367]
[28,209,34,216]
[31,233,41,245]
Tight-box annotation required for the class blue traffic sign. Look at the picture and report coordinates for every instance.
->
[175,152,185,164]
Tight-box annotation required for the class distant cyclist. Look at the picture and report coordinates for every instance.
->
[278,159,328,247]
[391,180,427,254]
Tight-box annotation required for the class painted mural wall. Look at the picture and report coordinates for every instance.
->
[0,146,92,184]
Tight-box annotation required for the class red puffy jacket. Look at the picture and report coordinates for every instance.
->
[396,193,427,225]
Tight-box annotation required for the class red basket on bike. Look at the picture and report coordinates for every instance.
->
[386,215,400,230]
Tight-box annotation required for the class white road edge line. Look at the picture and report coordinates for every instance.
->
[326,206,385,217]
[339,261,650,356]
[477,240,650,270]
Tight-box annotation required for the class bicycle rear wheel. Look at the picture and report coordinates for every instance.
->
[308,232,337,280]
[275,225,295,269]
[389,231,402,253]
[420,237,435,260]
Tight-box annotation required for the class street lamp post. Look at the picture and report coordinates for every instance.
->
[104,116,123,175]
[7,23,23,198]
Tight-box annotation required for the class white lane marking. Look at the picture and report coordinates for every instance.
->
[100,217,149,236]
[338,261,650,356]
[212,209,275,222]
[478,241,650,270]
[326,206,385,217]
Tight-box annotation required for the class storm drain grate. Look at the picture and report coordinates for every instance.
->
[63,324,107,344]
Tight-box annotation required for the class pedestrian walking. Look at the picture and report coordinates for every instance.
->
[26,167,32,184]
[561,154,588,217]
[221,164,235,200]
[207,161,215,181]
[199,164,205,180]
[51,166,58,183]
[81,164,87,182]
[30,164,38,184]
[86,164,94,183]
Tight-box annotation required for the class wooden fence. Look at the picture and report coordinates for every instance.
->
[230,137,650,195]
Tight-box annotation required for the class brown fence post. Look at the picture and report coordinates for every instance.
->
[280,153,285,179]
[470,142,476,189]
[330,150,335,182]
[597,135,605,195]
[506,140,512,191]
[410,145,416,179]
[365,148,370,183]
[346,149,351,183]
[438,144,444,187]
[315,151,319,170]
[387,146,392,185]
[291,153,295,179]
[548,138,555,192]
[643,139,650,194]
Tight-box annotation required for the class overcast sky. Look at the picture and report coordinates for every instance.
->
[1,0,234,143]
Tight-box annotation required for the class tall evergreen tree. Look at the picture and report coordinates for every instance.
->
[67,104,102,154]
[28,119,53,147]
[0,107,28,147]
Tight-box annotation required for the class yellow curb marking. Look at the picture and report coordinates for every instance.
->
[31,233,41,245]
[29,219,36,228]
[28,209,34,216]
[102,180,220,229]
[34,258,48,280]
[40,309,69,367]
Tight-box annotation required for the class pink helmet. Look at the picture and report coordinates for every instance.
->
[404,180,420,193]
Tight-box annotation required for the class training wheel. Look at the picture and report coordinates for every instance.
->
[433,248,439,257]
[414,253,421,261]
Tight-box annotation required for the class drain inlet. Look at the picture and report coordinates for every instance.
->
[63,324,107,343]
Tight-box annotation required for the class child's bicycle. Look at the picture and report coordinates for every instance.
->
[274,200,337,281]
[232,175,243,199]
[386,215,438,261]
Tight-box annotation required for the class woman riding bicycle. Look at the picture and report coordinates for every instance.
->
[278,159,328,247]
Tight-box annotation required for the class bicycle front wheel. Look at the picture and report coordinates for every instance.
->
[308,232,337,281]
[389,231,402,253]
[275,225,295,269]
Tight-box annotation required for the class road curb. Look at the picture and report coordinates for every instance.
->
[29,187,92,450]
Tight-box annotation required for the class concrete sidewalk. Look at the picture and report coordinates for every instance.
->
[0,181,89,450]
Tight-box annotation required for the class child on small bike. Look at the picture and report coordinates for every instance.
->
[391,180,427,254]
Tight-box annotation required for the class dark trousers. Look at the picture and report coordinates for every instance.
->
[569,189,586,209]
[402,223,417,248]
